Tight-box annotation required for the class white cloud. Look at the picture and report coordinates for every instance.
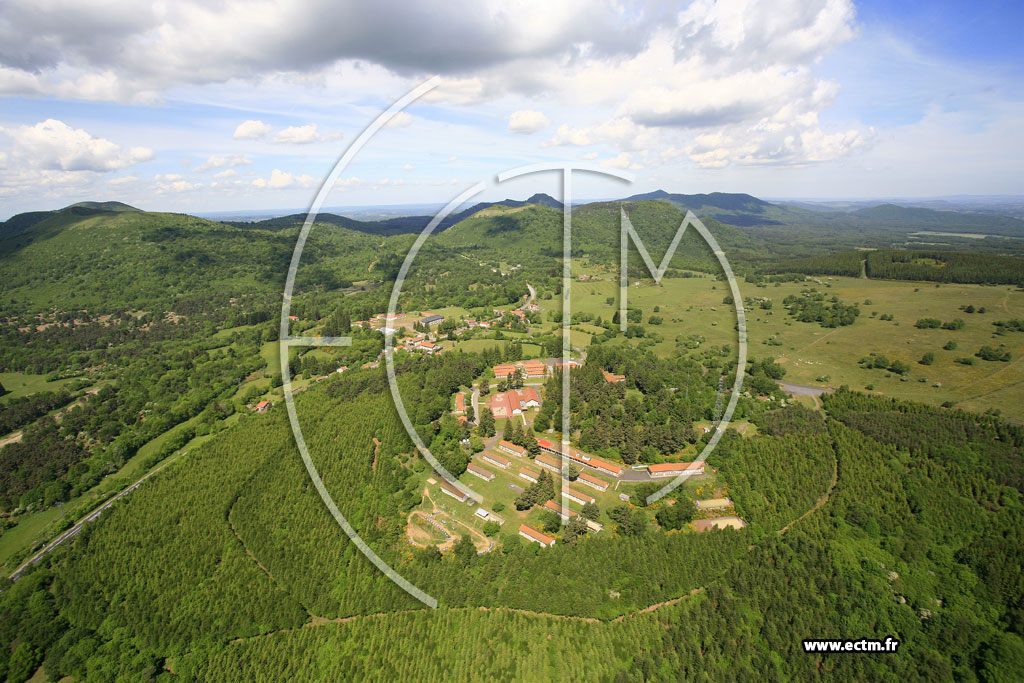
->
[234,119,272,139]
[107,175,139,186]
[544,117,655,151]
[402,164,415,171]
[272,124,322,144]
[212,168,239,179]
[0,119,154,172]
[193,153,252,172]
[508,110,550,134]
[252,168,317,189]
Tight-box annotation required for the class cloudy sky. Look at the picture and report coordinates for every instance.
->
[1,0,1022,218]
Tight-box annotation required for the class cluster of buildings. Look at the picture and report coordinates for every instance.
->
[488,387,541,418]
[493,359,548,380]
[394,335,441,355]
[536,439,624,478]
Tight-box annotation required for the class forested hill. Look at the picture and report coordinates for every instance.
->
[850,203,1024,237]
[0,207,384,311]
[0,201,140,240]
[225,192,564,236]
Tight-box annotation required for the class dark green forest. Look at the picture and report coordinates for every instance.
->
[1,198,1023,681]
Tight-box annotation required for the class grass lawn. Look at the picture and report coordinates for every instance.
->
[0,371,81,402]
[0,505,68,567]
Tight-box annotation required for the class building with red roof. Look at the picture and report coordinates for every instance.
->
[535,452,561,472]
[518,524,555,547]
[454,392,466,414]
[496,441,526,458]
[439,479,469,502]
[467,461,495,481]
[648,461,705,478]
[519,467,540,483]
[482,451,512,469]
[488,387,540,418]
[561,486,596,506]
[602,369,626,383]
[543,500,573,520]
[578,471,610,491]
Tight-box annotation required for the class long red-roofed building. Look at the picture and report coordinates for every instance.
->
[562,486,596,506]
[535,452,561,472]
[482,451,512,469]
[543,500,573,520]
[518,524,555,547]
[496,440,526,457]
[467,461,495,481]
[648,461,705,478]
[578,471,610,491]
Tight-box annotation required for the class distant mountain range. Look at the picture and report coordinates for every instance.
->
[5,191,1024,248]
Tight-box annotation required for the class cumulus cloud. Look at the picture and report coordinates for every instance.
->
[252,169,317,189]
[193,153,252,172]
[508,110,550,134]
[0,0,659,99]
[212,168,239,179]
[272,124,322,144]
[0,119,154,172]
[234,120,272,139]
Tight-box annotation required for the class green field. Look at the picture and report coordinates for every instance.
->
[0,371,79,402]
[541,268,1024,421]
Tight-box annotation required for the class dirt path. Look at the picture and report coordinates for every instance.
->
[371,438,380,473]
[227,500,292,593]
[776,328,841,364]
[952,353,1024,394]
[0,431,23,449]
[777,448,838,535]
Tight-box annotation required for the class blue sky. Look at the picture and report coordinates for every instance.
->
[0,0,1021,219]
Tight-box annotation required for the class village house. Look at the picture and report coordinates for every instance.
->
[602,369,626,383]
[254,400,271,413]
[518,524,555,547]
[420,314,444,326]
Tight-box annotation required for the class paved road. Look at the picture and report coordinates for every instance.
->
[9,451,183,581]
[525,282,536,306]
[777,382,834,397]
